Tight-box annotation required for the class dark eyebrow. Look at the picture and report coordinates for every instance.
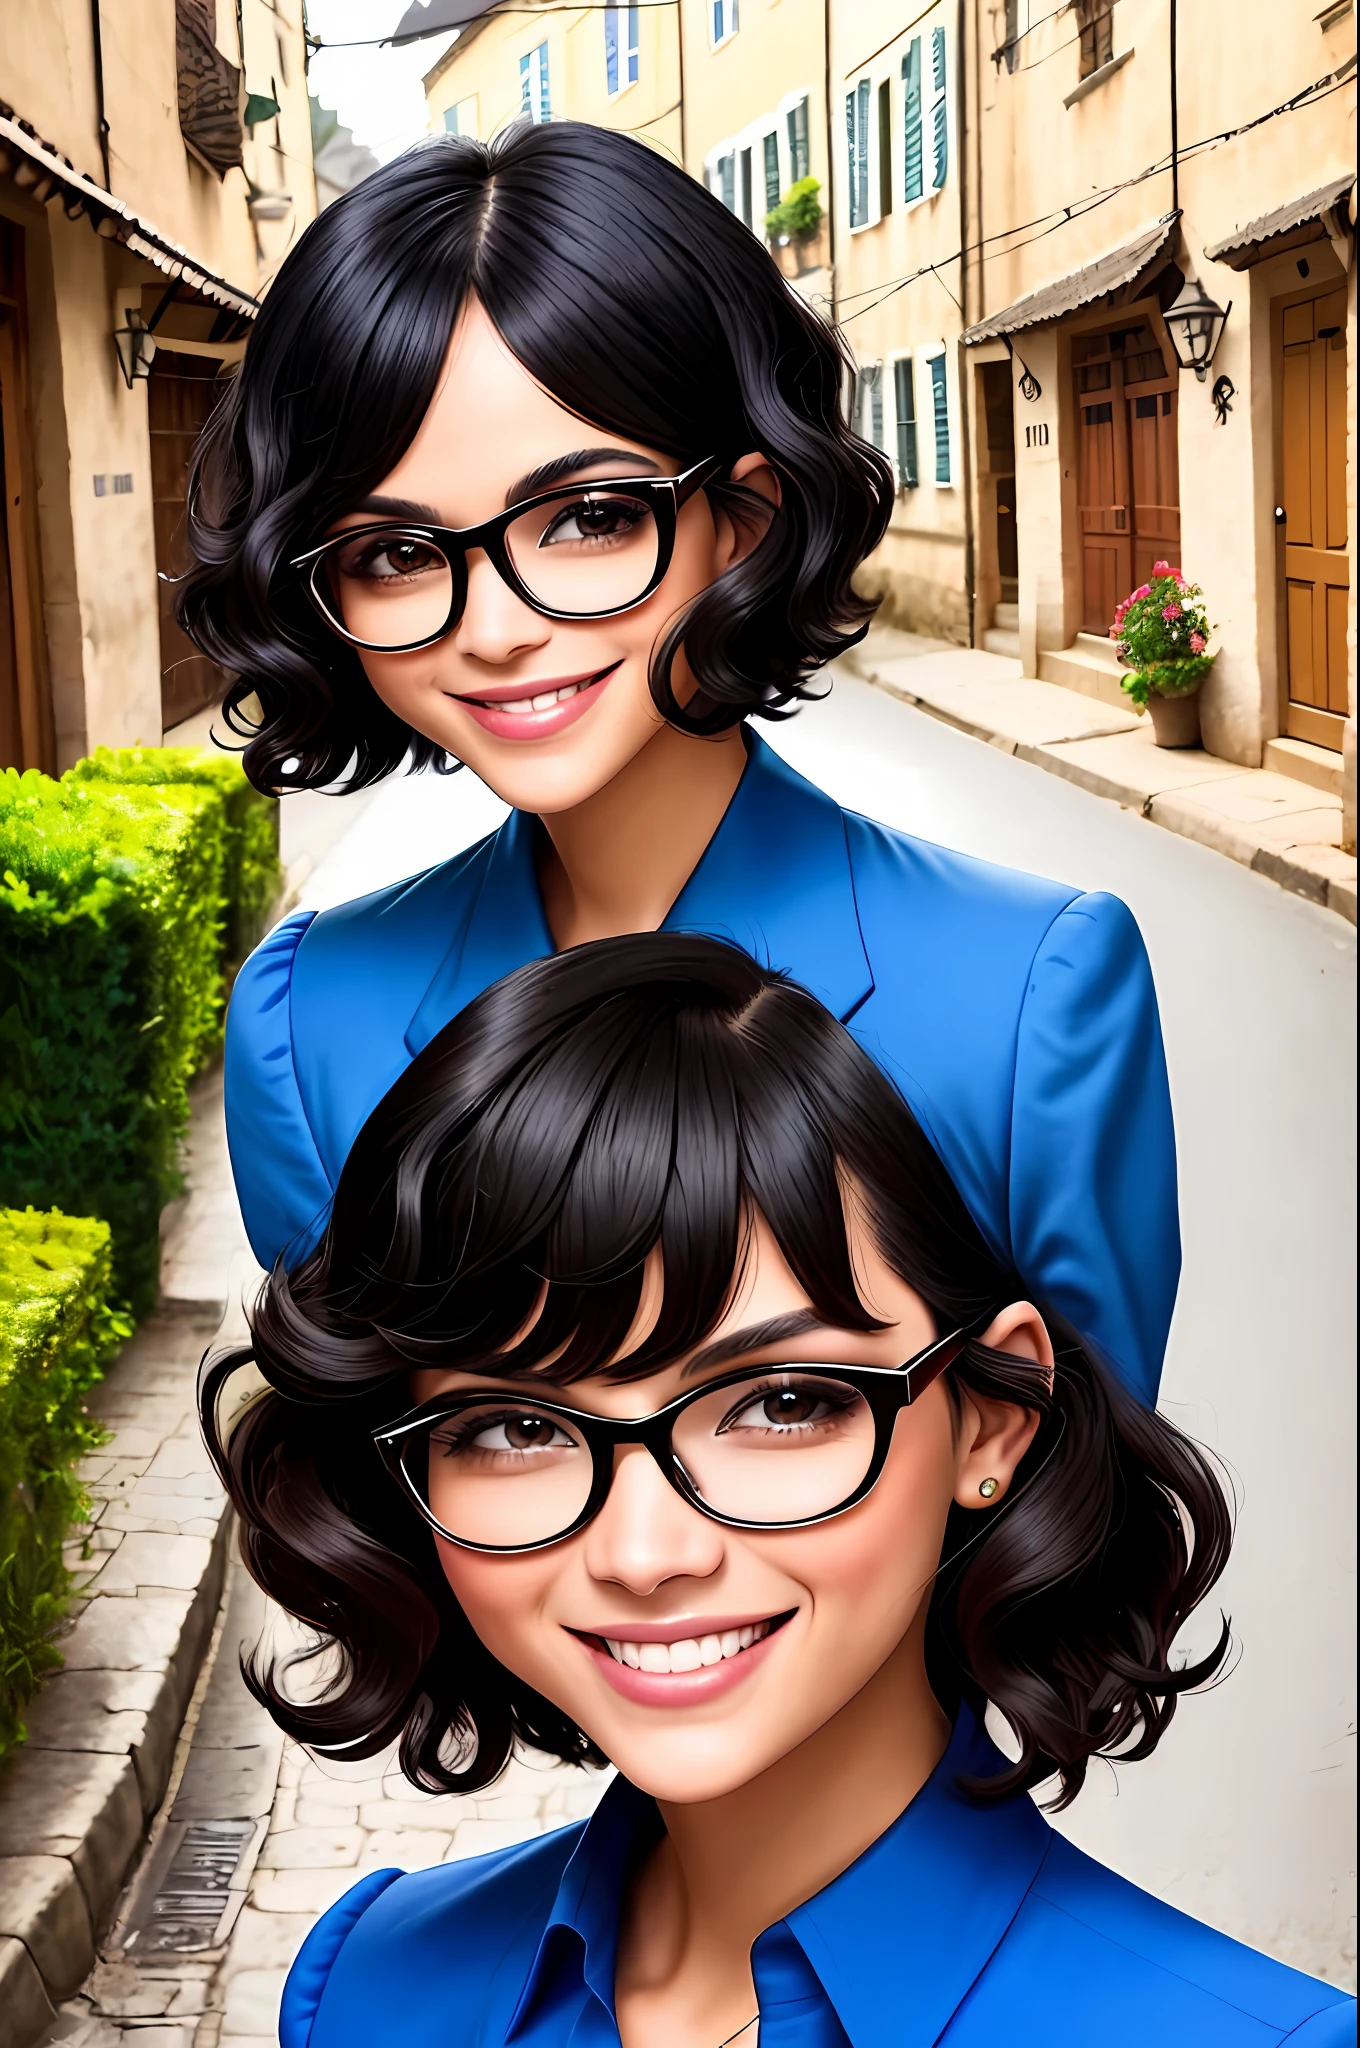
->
[508,447,662,505]
[348,493,445,524]
[679,1309,828,1380]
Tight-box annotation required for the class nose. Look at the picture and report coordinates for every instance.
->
[451,547,551,665]
[582,1444,725,1597]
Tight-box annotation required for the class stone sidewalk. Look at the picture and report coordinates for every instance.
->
[846,629,1357,925]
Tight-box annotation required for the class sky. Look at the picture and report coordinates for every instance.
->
[305,1,457,162]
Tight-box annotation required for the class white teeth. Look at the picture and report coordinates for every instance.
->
[531,691,558,710]
[602,1621,773,1674]
[502,698,534,714]
[494,682,583,717]
[557,683,579,702]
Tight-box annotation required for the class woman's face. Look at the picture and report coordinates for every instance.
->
[327,298,775,818]
[415,1214,1046,1807]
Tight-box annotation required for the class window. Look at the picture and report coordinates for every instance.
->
[860,364,885,451]
[605,6,639,95]
[762,131,781,212]
[877,79,892,217]
[738,145,753,226]
[520,41,550,122]
[1076,0,1115,78]
[846,77,870,227]
[929,352,951,483]
[442,95,478,137]
[930,27,948,189]
[786,96,809,181]
[894,358,918,487]
[902,40,922,202]
[714,152,735,211]
[711,0,738,46]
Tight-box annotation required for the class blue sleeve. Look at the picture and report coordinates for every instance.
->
[1009,892,1179,1407]
[278,1867,404,2047]
[1282,1998,1357,2044]
[224,910,335,1272]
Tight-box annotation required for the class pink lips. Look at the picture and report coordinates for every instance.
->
[571,1615,790,1708]
[450,663,619,741]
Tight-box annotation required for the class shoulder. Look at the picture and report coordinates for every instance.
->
[280,1823,585,2048]
[293,833,496,986]
[993,1833,1355,2044]
[842,805,1080,938]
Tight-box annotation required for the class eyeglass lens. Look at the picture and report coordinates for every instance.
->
[405,1372,878,1546]
[321,487,663,645]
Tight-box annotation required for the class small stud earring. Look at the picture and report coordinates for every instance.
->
[978,1477,999,1500]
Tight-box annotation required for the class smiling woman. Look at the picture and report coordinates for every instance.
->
[199,936,1352,2048]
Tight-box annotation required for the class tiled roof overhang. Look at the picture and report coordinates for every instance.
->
[1203,173,1356,271]
[0,101,259,322]
[962,218,1177,344]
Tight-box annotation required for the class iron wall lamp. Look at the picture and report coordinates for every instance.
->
[1163,274,1231,381]
[113,308,157,389]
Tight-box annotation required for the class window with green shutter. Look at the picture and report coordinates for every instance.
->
[901,39,922,204]
[763,131,780,212]
[786,96,809,182]
[860,363,884,450]
[931,27,948,188]
[846,79,870,227]
[930,353,951,483]
[894,358,918,487]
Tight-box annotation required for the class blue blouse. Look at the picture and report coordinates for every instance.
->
[278,1710,1353,2047]
[226,733,1178,1404]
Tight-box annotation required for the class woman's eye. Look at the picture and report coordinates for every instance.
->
[343,536,442,581]
[436,1412,573,1457]
[723,1383,850,1434]
[539,495,647,548]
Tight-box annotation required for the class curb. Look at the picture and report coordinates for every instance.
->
[0,1064,255,2046]
[845,643,1358,926]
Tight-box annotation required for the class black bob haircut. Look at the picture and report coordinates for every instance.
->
[201,935,1232,1809]
[176,122,894,795]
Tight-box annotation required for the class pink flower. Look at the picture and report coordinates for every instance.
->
[1162,602,1181,620]
[1152,559,1171,576]
[1108,623,1121,639]
[1132,584,1151,602]
[1189,631,1206,653]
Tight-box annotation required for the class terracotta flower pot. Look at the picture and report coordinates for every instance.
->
[1146,686,1203,749]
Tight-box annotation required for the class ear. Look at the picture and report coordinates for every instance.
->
[951,1301,1053,1512]
[711,451,782,569]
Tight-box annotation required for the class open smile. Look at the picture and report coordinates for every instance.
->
[449,661,621,740]
[568,1611,795,1705]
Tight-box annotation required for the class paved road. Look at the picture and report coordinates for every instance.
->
[47,668,1356,2044]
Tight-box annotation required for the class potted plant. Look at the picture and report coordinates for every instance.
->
[1109,564,1215,748]
[766,177,824,277]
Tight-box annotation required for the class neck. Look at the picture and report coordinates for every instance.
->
[536,721,748,951]
[615,1624,950,2047]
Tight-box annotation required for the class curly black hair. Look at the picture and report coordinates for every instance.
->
[201,935,1231,1808]
[175,123,894,794]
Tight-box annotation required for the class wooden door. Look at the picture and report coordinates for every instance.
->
[0,277,53,771]
[1073,322,1180,632]
[147,351,232,730]
[1278,286,1348,749]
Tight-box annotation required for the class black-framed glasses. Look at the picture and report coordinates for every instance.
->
[372,1326,970,1554]
[291,456,723,652]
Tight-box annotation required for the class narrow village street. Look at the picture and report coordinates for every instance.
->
[35,661,1355,2046]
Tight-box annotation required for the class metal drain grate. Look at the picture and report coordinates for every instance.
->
[124,1817,255,1954]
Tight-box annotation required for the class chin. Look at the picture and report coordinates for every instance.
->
[606,1737,775,1807]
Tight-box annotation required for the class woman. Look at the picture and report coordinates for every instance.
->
[184,120,1176,1408]
[203,936,1351,2048]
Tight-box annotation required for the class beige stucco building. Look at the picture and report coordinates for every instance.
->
[0,0,314,773]
[961,0,1355,816]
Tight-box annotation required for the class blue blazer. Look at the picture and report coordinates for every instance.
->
[226,733,1179,1404]
[278,1711,1353,2047]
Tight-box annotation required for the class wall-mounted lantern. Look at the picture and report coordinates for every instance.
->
[1163,274,1231,382]
[113,308,157,389]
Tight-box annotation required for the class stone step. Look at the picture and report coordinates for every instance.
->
[1262,735,1344,799]
[1037,636,1129,712]
[991,600,1019,631]
[982,627,1021,658]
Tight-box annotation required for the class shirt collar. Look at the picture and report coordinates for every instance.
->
[506,1708,1051,2048]
[405,731,873,1058]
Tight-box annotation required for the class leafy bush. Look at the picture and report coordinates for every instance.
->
[1110,563,1215,708]
[766,176,824,243]
[0,771,228,1315]
[0,1206,129,1759]
[66,746,280,969]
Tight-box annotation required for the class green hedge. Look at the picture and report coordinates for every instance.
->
[0,1206,130,1760]
[0,771,229,1315]
[67,746,281,969]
